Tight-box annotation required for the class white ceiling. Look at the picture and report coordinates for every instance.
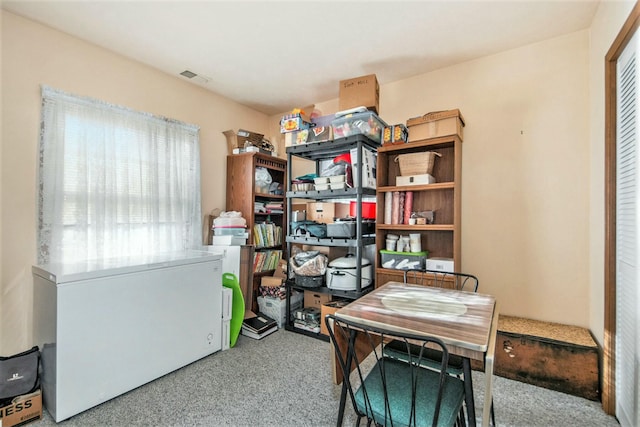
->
[3,0,600,115]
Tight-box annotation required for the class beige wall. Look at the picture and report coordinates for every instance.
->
[0,11,269,354]
[276,31,594,329]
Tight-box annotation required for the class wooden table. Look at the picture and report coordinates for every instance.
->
[334,281,499,427]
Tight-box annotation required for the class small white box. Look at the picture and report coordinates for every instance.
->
[396,174,436,186]
[222,287,233,320]
[350,147,377,189]
[221,320,230,350]
[426,257,454,273]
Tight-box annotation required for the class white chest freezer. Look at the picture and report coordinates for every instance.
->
[32,250,222,422]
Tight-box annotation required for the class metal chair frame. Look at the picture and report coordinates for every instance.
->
[327,314,467,427]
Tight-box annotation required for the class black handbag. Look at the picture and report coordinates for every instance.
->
[0,346,40,406]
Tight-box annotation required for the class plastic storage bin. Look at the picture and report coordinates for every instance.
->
[379,250,428,270]
[331,111,387,144]
[214,227,248,237]
[257,292,303,328]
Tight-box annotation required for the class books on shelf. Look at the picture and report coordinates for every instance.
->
[241,313,278,340]
[252,249,282,273]
[253,223,282,248]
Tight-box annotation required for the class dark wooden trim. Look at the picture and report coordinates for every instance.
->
[603,0,640,415]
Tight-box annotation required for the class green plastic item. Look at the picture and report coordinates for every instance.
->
[222,273,244,348]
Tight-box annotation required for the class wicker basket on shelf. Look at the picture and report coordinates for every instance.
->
[394,151,442,176]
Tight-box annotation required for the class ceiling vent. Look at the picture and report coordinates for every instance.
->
[179,70,210,84]
[180,70,197,79]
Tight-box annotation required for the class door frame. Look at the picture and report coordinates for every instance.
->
[604,1,640,415]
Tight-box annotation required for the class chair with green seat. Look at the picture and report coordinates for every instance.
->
[383,269,495,426]
[326,314,466,427]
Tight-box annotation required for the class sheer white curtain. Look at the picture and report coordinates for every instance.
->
[38,86,202,265]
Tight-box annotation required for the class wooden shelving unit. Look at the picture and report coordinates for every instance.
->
[226,152,287,312]
[374,135,463,286]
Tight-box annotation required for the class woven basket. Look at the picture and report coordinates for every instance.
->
[394,151,442,176]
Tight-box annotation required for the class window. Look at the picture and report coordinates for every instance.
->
[38,86,202,265]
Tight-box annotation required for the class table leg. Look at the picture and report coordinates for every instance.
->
[482,302,499,427]
[483,354,495,427]
[463,357,476,427]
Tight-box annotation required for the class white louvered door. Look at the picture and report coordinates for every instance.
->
[616,30,640,427]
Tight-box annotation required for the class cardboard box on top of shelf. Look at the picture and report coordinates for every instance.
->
[338,74,379,114]
[406,109,465,142]
[222,129,264,154]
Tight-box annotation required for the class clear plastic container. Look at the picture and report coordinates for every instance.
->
[331,111,387,144]
[379,250,428,270]
[214,227,248,237]
[213,216,246,227]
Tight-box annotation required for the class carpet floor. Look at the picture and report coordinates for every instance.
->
[33,329,619,427]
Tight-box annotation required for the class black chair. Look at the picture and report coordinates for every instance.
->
[326,314,466,427]
[384,269,495,426]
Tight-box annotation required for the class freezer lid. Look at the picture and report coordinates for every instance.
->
[32,250,222,284]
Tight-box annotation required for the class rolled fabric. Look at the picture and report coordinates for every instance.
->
[404,191,413,224]
[398,192,405,225]
[391,191,400,225]
[384,192,393,224]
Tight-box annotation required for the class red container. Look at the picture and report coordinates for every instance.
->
[350,201,376,219]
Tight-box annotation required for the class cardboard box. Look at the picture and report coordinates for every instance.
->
[306,202,335,224]
[304,290,332,309]
[426,257,454,273]
[406,109,465,142]
[339,74,379,114]
[260,276,283,288]
[273,259,288,279]
[222,129,264,153]
[320,300,350,335]
[259,275,285,298]
[0,389,42,427]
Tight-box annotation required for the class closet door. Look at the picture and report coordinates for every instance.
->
[615,30,640,427]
